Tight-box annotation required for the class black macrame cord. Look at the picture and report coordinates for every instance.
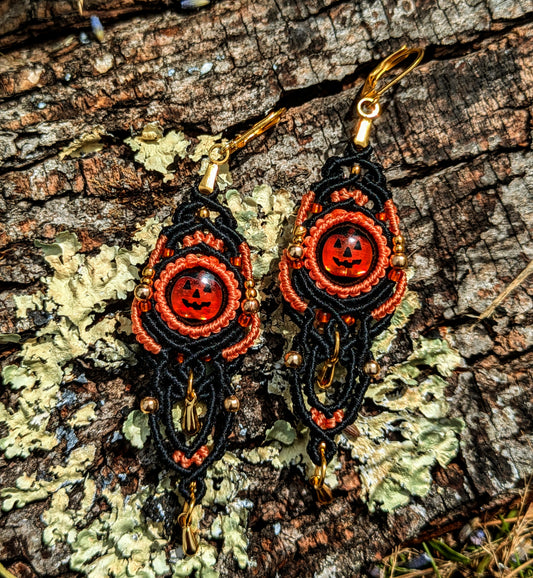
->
[136,186,250,502]
[285,144,399,467]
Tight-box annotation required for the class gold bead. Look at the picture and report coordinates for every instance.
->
[393,243,405,254]
[246,288,257,298]
[142,267,155,278]
[393,235,405,246]
[197,206,210,219]
[134,284,152,301]
[391,254,408,269]
[284,351,303,368]
[293,225,307,237]
[364,360,380,376]
[141,276,153,285]
[287,244,304,260]
[351,164,361,175]
[242,299,259,314]
[244,280,255,289]
[224,395,240,413]
[140,396,159,414]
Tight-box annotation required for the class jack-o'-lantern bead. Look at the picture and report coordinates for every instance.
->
[170,268,226,325]
[238,313,252,327]
[139,300,152,312]
[342,314,356,326]
[318,224,376,283]
[163,248,175,258]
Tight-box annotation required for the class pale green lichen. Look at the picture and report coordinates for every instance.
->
[226,185,294,277]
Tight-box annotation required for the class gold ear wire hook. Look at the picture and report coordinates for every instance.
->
[199,108,286,195]
[353,46,424,148]
[360,46,425,103]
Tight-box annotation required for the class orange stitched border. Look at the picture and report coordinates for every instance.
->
[303,209,390,298]
[279,250,308,313]
[182,231,225,252]
[222,314,260,361]
[384,199,401,236]
[172,445,209,468]
[131,300,161,354]
[311,407,344,429]
[330,188,369,205]
[295,191,315,226]
[154,254,241,339]
[371,270,407,320]
[148,235,168,268]
[239,242,253,279]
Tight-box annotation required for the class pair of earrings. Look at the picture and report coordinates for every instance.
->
[131,46,424,555]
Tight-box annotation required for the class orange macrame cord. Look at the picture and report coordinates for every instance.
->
[131,301,161,354]
[384,199,401,236]
[279,251,308,313]
[371,270,407,320]
[330,188,369,205]
[311,408,344,429]
[148,235,168,268]
[295,191,315,227]
[182,231,225,252]
[172,446,210,468]
[238,242,253,279]
[222,314,260,361]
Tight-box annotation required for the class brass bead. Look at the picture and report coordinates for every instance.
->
[142,267,155,278]
[287,244,304,260]
[351,164,361,175]
[242,298,260,314]
[246,288,257,298]
[141,276,153,285]
[140,396,159,414]
[224,395,240,413]
[134,284,152,301]
[293,225,307,237]
[393,235,405,246]
[197,206,210,219]
[391,253,408,269]
[244,280,255,289]
[393,243,405,254]
[364,360,380,376]
[284,350,303,368]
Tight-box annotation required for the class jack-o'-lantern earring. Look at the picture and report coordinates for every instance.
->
[132,109,285,555]
[279,47,424,502]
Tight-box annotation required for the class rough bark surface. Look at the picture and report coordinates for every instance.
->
[0,1,532,577]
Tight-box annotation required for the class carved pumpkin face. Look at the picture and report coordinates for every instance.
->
[170,268,225,324]
[319,225,375,282]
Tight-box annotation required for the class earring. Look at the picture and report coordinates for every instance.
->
[279,47,424,503]
[131,109,284,555]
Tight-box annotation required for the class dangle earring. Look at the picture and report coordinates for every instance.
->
[279,47,424,503]
[131,109,284,554]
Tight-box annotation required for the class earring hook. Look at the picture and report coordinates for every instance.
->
[353,46,424,148]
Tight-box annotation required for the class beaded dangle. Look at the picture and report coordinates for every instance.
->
[279,47,424,503]
[132,110,284,554]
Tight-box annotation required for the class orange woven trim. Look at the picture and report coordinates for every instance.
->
[371,271,407,320]
[148,235,168,268]
[330,188,369,205]
[239,242,253,280]
[303,209,391,298]
[222,314,260,361]
[311,408,345,430]
[279,250,308,313]
[172,445,209,468]
[154,254,241,339]
[131,300,161,354]
[182,231,225,252]
[295,191,315,226]
[384,199,401,236]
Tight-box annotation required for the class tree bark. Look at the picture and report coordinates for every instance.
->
[0,1,532,577]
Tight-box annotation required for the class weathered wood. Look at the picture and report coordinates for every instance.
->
[0,1,532,577]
